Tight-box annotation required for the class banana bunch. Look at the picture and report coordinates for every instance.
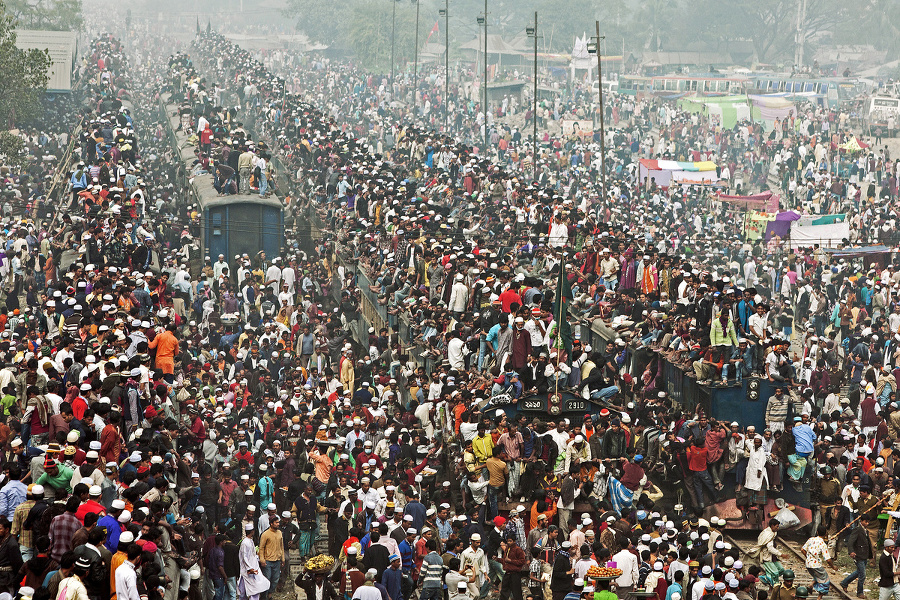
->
[305,554,335,572]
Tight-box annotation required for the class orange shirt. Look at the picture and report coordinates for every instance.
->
[110,550,127,598]
[529,502,557,531]
[310,451,332,483]
[148,330,179,374]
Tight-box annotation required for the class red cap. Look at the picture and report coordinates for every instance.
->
[493,516,506,527]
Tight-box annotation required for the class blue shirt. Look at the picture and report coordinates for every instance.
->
[485,324,502,351]
[666,582,683,600]
[399,539,414,573]
[436,518,453,542]
[382,566,403,600]
[0,480,26,520]
[258,476,274,510]
[793,423,816,454]
[99,514,122,552]
[403,501,427,532]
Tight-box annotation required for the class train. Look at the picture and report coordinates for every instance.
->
[160,94,284,262]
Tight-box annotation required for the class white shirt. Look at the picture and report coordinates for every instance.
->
[447,338,468,370]
[353,584,381,600]
[115,560,140,600]
[352,584,384,600]
[460,546,488,585]
[265,266,282,293]
[613,548,639,587]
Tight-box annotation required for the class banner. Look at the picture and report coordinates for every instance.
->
[745,211,775,241]
[789,221,851,249]
[797,213,846,227]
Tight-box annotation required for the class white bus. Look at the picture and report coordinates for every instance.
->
[868,96,900,134]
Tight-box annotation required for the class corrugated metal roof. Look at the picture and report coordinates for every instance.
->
[14,29,77,92]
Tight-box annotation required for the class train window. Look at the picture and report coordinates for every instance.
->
[805,83,815,92]
[212,213,223,236]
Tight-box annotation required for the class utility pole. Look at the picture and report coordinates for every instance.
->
[413,0,420,111]
[440,3,449,130]
[526,13,540,181]
[477,1,488,154]
[390,0,397,97]
[794,0,807,67]
[589,22,607,202]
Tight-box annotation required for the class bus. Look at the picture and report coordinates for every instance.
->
[617,75,652,98]
[868,96,900,133]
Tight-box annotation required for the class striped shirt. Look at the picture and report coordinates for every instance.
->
[421,551,444,589]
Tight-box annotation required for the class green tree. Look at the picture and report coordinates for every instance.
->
[0,131,26,169]
[282,0,344,47]
[842,0,900,58]
[4,0,83,31]
[678,0,849,63]
[347,1,419,72]
[0,1,51,127]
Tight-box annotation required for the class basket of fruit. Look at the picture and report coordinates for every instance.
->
[586,565,623,580]
[304,554,335,574]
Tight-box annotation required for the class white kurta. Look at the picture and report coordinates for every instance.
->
[744,446,769,492]
[238,536,270,599]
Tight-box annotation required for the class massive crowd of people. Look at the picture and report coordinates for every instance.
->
[3,14,900,600]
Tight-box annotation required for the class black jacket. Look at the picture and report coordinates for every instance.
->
[846,525,874,560]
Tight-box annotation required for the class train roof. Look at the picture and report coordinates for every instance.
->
[162,93,282,211]
[191,175,283,211]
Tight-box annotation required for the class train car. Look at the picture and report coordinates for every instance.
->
[195,186,284,263]
[477,390,606,424]
[648,75,752,97]
[749,75,869,108]
[160,93,285,263]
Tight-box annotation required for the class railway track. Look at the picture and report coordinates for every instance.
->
[725,532,856,600]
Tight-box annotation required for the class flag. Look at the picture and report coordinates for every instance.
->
[425,21,439,44]
[608,475,635,513]
[552,260,573,351]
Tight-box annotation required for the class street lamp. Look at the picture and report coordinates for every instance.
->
[588,24,607,202]
[439,6,448,130]
[526,13,540,181]
[413,0,420,112]
[477,9,488,153]
[390,0,398,96]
